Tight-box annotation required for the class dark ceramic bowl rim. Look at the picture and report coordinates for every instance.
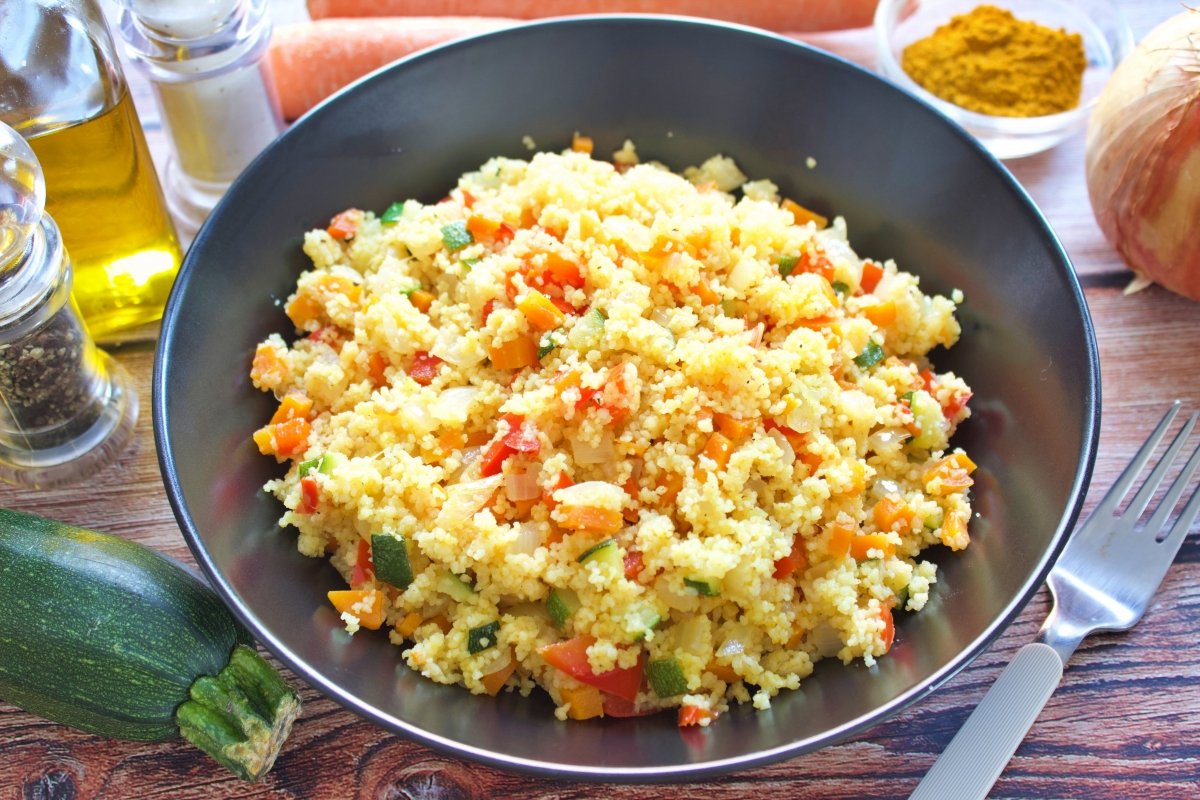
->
[153,13,1100,780]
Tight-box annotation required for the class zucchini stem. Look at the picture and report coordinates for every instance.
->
[175,645,302,782]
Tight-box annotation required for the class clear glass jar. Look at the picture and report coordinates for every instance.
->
[0,122,138,487]
[0,0,183,341]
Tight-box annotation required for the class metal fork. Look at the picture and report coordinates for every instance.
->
[911,401,1200,800]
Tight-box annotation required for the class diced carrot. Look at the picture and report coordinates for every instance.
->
[562,684,605,720]
[850,533,897,561]
[285,293,324,328]
[923,452,977,495]
[541,252,585,289]
[657,472,684,507]
[395,611,423,638]
[707,662,739,683]
[327,208,364,240]
[543,471,574,511]
[696,432,734,483]
[518,289,568,331]
[795,314,835,329]
[712,412,755,444]
[571,133,594,154]
[861,300,896,327]
[410,289,435,313]
[430,614,453,633]
[782,198,828,229]
[368,351,389,386]
[252,426,274,455]
[273,416,311,457]
[437,429,467,455]
[270,392,313,425]
[879,605,895,652]
[691,280,721,306]
[939,512,970,551]
[860,260,884,294]
[873,496,915,533]
[327,589,384,630]
[481,653,518,696]
[250,343,288,389]
[557,504,624,535]
[467,212,503,241]
[511,498,538,520]
[678,704,713,727]
[772,537,808,579]
[488,335,539,369]
[826,519,857,558]
[797,248,835,282]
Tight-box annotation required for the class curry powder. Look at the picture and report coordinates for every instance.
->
[900,5,1087,117]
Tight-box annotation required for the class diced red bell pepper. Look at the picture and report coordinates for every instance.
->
[772,537,808,580]
[543,471,574,511]
[326,208,363,241]
[860,260,884,294]
[602,693,659,718]
[408,351,443,386]
[539,635,644,702]
[502,414,540,454]
[480,299,497,326]
[942,392,972,419]
[299,476,320,514]
[880,606,895,652]
[623,550,645,581]
[350,538,373,587]
[678,704,713,727]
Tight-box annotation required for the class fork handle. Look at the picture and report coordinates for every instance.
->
[909,643,1064,800]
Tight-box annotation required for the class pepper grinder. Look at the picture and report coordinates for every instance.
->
[0,123,138,488]
[117,0,283,240]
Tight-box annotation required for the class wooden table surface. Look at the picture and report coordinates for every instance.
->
[4,2,1198,798]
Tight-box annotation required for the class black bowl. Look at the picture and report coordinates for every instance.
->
[154,15,1099,779]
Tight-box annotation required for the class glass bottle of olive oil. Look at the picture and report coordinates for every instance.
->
[0,0,182,342]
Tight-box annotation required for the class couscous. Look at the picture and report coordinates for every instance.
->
[249,139,975,725]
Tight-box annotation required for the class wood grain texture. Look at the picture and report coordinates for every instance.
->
[3,2,1197,798]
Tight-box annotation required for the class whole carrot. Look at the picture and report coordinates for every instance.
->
[306,0,880,33]
[269,17,515,120]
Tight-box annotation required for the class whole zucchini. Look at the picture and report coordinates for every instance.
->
[0,508,301,781]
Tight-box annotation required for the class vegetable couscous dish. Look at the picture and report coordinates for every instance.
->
[249,138,976,726]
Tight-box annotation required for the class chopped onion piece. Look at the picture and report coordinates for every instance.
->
[509,522,542,555]
[717,638,745,658]
[437,474,502,526]
[505,467,542,501]
[766,428,795,465]
[478,645,513,674]
[431,329,486,368]
[569,431,616,464]
[433,386,479,426]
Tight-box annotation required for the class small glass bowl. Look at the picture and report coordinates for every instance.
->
[874,0,1134,160]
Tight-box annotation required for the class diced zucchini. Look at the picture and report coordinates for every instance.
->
[909,389,946,449]
[626,602,662,642]
[646,657,688,697]
[371,533,413,589]
[568,307,606,350]
[777,255,799,277]
[683,577,721,597]
[438,570,475,603]
[577,538,620,569]
[720,298,746,317]
[923,507,944,531]
[538,329,564,359]
[832,280,849,296]
[895,585,911,610]
[298,452,343,478]
[467,621,500,654]
[546,587,581,628]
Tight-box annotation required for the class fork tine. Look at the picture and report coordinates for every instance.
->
[1092,401,1182,518]
[1120,411,1198,524]
[1147,426,1200,544]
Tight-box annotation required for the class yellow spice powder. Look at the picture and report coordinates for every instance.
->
[901,5,1087,117]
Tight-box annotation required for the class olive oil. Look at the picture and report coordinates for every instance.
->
[1,0,182,341]
[27,90,182,340]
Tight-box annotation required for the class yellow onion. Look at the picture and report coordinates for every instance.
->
[1085,10,1200,301]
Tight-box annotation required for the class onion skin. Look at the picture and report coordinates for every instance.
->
[1085,10,1200,301]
